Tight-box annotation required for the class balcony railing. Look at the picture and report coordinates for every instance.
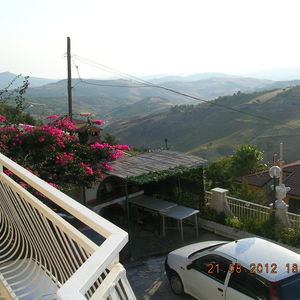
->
[0,153,136,300]
[227,195,271,222]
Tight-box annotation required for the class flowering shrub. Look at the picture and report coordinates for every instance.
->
[0,115,130,191]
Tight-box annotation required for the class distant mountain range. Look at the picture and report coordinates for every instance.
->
[2,71,300,125]
[0,72,58,88]
[239,67,300,81]
[3,71,300,162]
[105,86,300,164]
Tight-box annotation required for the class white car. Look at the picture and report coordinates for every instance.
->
[165,237,300,299]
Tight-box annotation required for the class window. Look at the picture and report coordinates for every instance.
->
[288,198,300,214]
[192,254,231,283]
[228,266,269,299]
[280,273,300,300]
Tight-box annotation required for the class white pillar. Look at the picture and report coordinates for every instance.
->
[210,188,228,214]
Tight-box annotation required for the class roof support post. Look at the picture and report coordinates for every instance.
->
[125,181,133,259]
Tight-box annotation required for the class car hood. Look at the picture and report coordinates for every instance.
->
[170,240,227,258]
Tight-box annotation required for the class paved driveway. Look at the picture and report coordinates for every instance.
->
[126,231,231,299]
[126,255,194,300]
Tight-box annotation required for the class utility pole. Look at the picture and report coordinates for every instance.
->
[67,37,72,120]
[164,138,169,150]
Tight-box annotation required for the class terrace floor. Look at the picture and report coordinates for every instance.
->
[120,218,232,262]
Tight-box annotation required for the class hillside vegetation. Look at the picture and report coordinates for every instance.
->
[105,86,300,163]
[23,76,300,123]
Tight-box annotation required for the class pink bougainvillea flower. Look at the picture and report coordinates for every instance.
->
[92,120,103,125]
[102,143,113,150]
[109,150,124,161]
[114,145,130,151]
[23,125,33,132]
[109,153,118,160]
[38,136,46,142]
[0,116,7,122]
[55,152,74,165]
[47,115,59,120]
[101,161,114,171]
[115,150,125,157]
[47,182,58,188]
[85,166,93,175]
[4,170,13,176]
[90,142,105,150]
[19,182,28,190]
[80,162,93,175]
[25,82,30,87]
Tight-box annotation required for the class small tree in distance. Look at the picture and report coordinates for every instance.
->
[205,144,267,193]
[231,144,266,178]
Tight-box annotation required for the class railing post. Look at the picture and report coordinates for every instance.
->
[210,188,229,214]
[125,181,133,260]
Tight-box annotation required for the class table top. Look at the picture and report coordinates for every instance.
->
[160,205,199,220]
[129,195,177,212]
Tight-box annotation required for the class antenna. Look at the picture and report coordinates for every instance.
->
[279,142,284,185]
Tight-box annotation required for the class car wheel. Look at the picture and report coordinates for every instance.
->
[169,272,184,295]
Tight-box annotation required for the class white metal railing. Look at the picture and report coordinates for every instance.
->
[287,211,300,231]
[226,196,271,222]
[0,153,136,300]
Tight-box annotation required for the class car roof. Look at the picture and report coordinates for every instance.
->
[215,237,300,281]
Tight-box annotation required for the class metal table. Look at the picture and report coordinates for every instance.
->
[129,195,177,212]
[129,195,199,242]
[160,205,199,242]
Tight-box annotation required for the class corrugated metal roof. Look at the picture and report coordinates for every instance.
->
[105,150,208,179]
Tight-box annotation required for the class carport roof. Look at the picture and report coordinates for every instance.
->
[105,150,208,179]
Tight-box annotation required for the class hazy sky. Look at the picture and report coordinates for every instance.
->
[1,0,300,79]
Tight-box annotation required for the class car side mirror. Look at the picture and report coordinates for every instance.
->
[187,262,194,270]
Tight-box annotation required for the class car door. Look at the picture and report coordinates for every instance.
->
[184,254,235,300]
[225,265,269,300]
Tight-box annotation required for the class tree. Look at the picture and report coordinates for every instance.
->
[0,75,31,124]
[231,144,266,178]
[205,144,267,190]
[205,156,233,190]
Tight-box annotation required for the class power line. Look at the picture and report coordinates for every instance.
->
[72,58,150,88]
[72,54,300,129]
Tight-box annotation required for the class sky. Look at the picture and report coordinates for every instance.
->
[2,0,300,79]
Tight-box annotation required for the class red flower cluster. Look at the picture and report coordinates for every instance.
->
[0,115,130,192]
[55,152,75,165]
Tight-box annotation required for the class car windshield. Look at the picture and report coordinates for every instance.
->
[188,242,227,259]
[280,273,300,300]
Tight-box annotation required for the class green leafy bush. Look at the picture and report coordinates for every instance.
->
[225,217,241,229]
[278,227,300,247]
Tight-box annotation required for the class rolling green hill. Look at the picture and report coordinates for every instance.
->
[26,96,173,123]
[105,86,300,163]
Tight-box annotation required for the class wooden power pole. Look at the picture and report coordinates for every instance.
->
[67,37,72,120]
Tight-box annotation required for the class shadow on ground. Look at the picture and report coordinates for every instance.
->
[123,221,232,299]
[122,219,232,261]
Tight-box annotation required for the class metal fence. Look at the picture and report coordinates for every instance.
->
[206,189,300,233]
[0,153,136,300]
[287,211,300,232]
[226,196,271,222]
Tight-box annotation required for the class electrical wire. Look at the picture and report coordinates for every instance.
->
[72,57,150,88]
[72,55,300,129]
